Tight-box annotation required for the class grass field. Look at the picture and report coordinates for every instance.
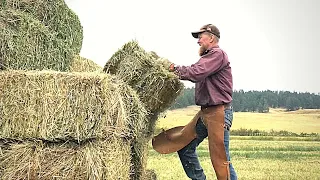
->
[156,106,320,134]
[147,106,320,180]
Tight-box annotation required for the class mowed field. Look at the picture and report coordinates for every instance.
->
[147,106,320,180]
[156,106,320,134]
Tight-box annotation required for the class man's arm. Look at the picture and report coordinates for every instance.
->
[175,50,225,82]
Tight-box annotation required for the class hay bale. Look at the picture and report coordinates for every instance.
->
[0,137,131,180]
[0,9,74,71]
[130,140,149,180]
[130,141,157,180]
[0,70,147,141]
[70,55,103,72]
[145,169,157,180]
[1,0,83,54]
[103,40,184,115]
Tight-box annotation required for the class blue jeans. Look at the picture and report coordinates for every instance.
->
[178,109,237,180]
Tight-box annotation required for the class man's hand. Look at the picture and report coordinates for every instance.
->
[160,59,175,72]
[169,63,175,72]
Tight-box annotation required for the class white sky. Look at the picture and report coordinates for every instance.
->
[65,0,320,94]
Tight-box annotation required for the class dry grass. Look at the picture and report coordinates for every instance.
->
[103,40,184,115]
[157,106,320,134]
[1,0,83,54]
[103,41,184,141]
[233,110,320,133]
[130,140,150,180]
[284,108,320,114]
[70,55,103,73]
[0,70,147,141]
[0,9,74,71]
[0,137,131,180]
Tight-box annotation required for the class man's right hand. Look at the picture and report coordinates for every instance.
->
[160,59,175,72]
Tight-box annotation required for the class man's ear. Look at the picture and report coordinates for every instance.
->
[210,35,215,43]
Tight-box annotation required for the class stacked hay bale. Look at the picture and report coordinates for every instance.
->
[70,55,103,72]
[0,70,148,179]
[104,40,184,137]
[104,40,184,179]
[0,137,132,179]
[1,0,180,178]
[0,9,73,71]
[0,0,83,71]
[0,71,147,141]
[0,1,157,179]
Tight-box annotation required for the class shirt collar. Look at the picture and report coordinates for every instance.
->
[203,45,219,55]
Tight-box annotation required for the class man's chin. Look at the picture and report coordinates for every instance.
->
[199,47,207,56]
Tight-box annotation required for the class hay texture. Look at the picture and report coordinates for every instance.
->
[0,137,131,180]
[1,0,83,54]
[103,40,184,114]
[70,55,103,72]
[0,70,147,141]
[0,9,73,71]
[145,169,157,180]
[130,140,150,180]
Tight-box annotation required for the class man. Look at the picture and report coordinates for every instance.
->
[167,24,237,180]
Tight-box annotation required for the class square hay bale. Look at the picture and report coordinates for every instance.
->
[0,137,131,180]
[130,140,157,180]
[70,55,103,73]
[0,70,147,141]
[103,40,184,115]
[0,9,74,71]
[1,0,83,54]
[130,140,149,180]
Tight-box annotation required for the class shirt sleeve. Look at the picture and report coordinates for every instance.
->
[175,50,225,82]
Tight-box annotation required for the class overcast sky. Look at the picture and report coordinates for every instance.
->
[65,0,319,94]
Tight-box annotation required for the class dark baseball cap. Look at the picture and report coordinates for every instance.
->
[191,24,220,39]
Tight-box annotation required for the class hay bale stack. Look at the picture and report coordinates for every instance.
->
[103,40,184,115]
[1,0,83,54]
[104,41,182,179]
[70,55,103,72]
[0,9,73,71]
[130,140,149,180]
[0,137,131,180]
[0,70,147,141]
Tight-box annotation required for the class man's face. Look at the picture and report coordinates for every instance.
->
[197,32,213,56]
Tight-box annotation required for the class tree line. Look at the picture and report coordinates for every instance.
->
[171,88,320,112]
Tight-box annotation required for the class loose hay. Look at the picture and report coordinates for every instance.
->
[0,9,74,71]
[1,0,83,54]
[0,70,147,141]
[0,137,131,180]
[70,55,103,73]
[103,40,184,115]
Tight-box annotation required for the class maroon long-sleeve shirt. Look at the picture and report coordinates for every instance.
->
[175,46,233,107]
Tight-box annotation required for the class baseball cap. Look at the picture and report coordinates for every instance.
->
[191,24,220,39]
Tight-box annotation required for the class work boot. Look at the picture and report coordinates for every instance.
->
[202,105,230,180]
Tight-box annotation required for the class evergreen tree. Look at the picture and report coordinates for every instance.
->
[170,88,320,111]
